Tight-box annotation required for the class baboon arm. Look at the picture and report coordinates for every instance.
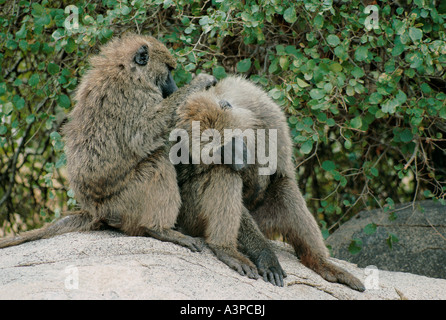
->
[238,209,287,287]
[129,74,216,156]
[251,173,365,292]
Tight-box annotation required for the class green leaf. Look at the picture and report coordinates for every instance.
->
[28,74,40,87]
[283,7,297,24]
[55,153,67,169]
[65,37,76,53]
[300,140,314,154]
[0,125,7,135]
[344,139,352,149]
[313,14,324,29]
[4,102,13,115]
[386,233,399,249]
[289,116,298,124]
[121,5,131,15]
[50,131,61,141]
[32,3,44,16]
[16,24,27,39]
[364,223,377,235]
[348,239,362,255]
[329,62,343,73]
[0,83,6,96]
[236,59,251,73]
[6,40,17,50]
[19,40,28,51]
[369,92,382,105]
[382,99,398,114]
[351,67,364,78]
[212,66,227,80]
[400,128,413,143]
[57,94,71,109]
[326,34,340,47]
[395,90,407,105]
[296,78,310,88]
[334,45,348,60]
[391,43,405,56]
[406,52,423,69]
[420,83,431,94]
[350,116,362,129]
[13,95,25,110]
[354,46,368,61]
[409,27,423,42]
[26,114,36,124]
[309,88,325,100]
[322,160,336,172]
[48,62,60,75]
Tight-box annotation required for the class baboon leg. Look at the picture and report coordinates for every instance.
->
[179,168,258,279]
[251,174,365,292]
[116,155,203,253]
[0,211,101,249]
[238,209,287,286]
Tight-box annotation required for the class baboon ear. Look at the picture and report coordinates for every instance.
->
[220,136,250,171]
[134,45,149,66]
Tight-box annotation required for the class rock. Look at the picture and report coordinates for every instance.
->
[0,230,445,299]
[326,200,446,279]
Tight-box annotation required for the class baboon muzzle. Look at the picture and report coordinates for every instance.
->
[161,71,178,98]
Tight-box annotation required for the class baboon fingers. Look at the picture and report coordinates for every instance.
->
[190,73,217,91]
[259,265,287,287]
[240,263,260,280]
[208,245,259,280]
[262,270,283,287]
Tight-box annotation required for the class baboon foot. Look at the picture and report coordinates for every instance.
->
[303,255,365,292]
[209,244,259,280]
[253,248,287,287]
[144,228,204,252]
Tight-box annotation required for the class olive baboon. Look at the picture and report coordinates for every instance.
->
[173,76,365,291]
[0,34,216,250]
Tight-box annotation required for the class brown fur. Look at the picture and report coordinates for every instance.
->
[174,76,365,291]
[0,34,215,250]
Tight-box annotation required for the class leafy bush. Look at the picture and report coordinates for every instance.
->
[1,0,445,239]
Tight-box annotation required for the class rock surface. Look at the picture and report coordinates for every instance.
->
[326,200,446,279]
[0,230,445,299]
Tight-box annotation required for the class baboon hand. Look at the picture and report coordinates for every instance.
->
[254,248,287,287]
[190,73,217,91]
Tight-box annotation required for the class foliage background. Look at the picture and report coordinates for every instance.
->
[1,0,445,250]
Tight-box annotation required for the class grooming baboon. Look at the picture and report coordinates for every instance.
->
[173,76,365,291]
[0,34,216,250]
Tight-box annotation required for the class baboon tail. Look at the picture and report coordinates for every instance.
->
[0,210,99,249]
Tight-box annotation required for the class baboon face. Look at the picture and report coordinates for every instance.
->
[130,41,178,98]
[88,34,178,99]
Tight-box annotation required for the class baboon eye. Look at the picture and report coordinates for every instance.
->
[134,45,149,66]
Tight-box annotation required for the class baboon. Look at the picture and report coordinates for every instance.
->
[0,34,216,250]
[173,76,365,291]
